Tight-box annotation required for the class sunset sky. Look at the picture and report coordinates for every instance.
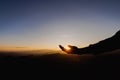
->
[0,0,120,50]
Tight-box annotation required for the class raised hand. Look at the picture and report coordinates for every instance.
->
[59,45,79,54]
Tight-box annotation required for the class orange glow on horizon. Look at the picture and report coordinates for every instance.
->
[0,46,59,52]
[0,47,33,51]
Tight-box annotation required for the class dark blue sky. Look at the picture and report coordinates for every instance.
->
[0,0,120,50]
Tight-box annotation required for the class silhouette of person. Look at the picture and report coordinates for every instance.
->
[59,30,120,55]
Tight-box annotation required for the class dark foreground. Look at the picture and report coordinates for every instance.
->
[0,50,120,78]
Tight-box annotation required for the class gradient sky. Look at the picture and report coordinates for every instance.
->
[0,0,120,50]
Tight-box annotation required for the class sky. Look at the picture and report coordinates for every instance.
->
[0,0,120,50]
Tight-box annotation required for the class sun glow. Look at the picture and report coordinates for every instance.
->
[65,46,71,51]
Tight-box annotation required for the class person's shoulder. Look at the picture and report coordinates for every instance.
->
[116,30,120,33]
[114,30,120,36]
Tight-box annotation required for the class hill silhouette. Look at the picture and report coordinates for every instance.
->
[0,49,120,76]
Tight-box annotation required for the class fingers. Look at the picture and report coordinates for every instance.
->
[59,45,78,54]
[68,45,78,49]
[68,45,73,48]
[59,45,66,51]
[59,45,70,53]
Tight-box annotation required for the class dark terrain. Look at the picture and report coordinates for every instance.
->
[0,49,120,77]
[0,30,120,77]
